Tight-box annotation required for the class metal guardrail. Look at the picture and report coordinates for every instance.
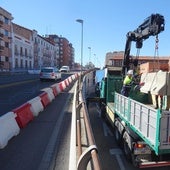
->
[69,74,102,170]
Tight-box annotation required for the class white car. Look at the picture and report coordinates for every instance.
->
[59,66,70,73]
[40,67,61,81]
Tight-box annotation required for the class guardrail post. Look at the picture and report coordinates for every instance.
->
[77,145,98,170]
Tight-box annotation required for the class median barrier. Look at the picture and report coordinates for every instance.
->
[55,83,61,94]
[65,79,69,87]
[58,82,63,91]
[75,73,78,79]
[51,85,58,97]
[61,81,66,90]
[68,77,72,84]
[71,74,76,81]
[42,88,55,102]
[39,92,51,108]
[0,112,20,149]
[74,73,78,79]
[13,103,34,128]
[28,96,44,116]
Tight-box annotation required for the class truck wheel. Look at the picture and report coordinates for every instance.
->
[115,126,121,146]
[123,138,131,161]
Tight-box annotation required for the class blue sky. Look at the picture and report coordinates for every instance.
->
[0,0,170,68]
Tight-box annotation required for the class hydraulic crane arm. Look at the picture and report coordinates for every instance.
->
[122,13,165,76]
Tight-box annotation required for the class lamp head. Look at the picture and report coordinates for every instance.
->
[76,19,83,24]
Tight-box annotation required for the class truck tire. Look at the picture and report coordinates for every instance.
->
[122,132,139,167]
[122,132,133,161]
[123,137,131,161]
[114,125,121,146]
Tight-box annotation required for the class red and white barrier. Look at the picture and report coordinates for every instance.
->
[28,96,44,116]
[65,79,69,87]
[51,85,58,97]
[68,76,72,84]
[71,74,76,81]
[75,73,79,79]
[60,81,66,91]
[0,112,20,149]
[13,103,34,128]
[42,88,55,102]
[39,92,51,107]
[56,83,61,94]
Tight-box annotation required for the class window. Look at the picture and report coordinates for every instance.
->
[35,37,37,43]
[4,17,9,24]
[21,59,23,68]
[5,56,9,62]
[20,47,23,56]
[29,61,32,68]
[14,45,18,55]
[25,60,28,68]
[4,30,8,36]
[5,42,9,48]
[15,58,18,68]
[25,48,27,56]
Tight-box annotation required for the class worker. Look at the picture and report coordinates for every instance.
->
[121,70,133,97]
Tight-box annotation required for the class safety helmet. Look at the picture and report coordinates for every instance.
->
[127,70,133,75]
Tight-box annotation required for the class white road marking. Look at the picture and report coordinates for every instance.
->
[102,122,113,136]
[95,103,101,117]
[110,148,125,170]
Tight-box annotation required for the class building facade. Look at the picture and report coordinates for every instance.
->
[33,32,59,69]
[0,7,13,71]
[12,23,34,71]
[46,35,75,69]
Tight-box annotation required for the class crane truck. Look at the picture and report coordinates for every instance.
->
[97,14,170,168]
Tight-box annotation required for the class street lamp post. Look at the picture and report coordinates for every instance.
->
[76,19,83,75]
[94,53,96,68]
[88,47,91,68]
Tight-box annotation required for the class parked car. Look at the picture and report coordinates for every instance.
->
[59,66,70,73]
[40,67,61,81]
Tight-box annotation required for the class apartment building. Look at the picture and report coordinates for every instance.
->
[33,31,59,69]
[46,35,75,69]
[0,7,13,71]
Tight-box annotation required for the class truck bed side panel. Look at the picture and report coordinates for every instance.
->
[114,92,170,154]
[114,93,161,153]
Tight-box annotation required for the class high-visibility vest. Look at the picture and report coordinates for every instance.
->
[123,76,132,85]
